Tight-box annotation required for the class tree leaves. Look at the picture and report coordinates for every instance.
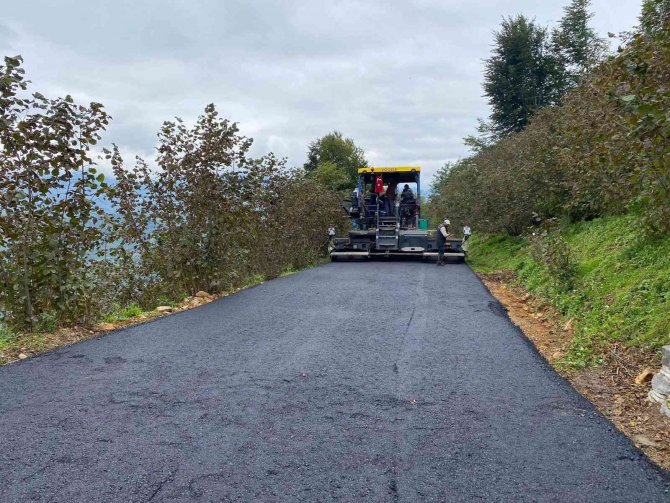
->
[0,61,350,332]
[430,9,670,237]
[303,131,367,190]
[109,105,347,309]
[483,15,563,137]
[0,58,113,329]
[480,2,606,141]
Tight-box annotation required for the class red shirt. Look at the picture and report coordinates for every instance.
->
[374,175,384,194]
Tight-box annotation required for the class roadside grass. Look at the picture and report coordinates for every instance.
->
[0,326,50,364]
[469,215,670,368]
[279,257,331,278]
[243,273,266,287]
[0,325,18,351]
[103,303,145,323]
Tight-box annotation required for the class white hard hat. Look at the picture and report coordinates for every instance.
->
[444,219,451,226]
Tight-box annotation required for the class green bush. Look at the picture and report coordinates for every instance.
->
[529,233,577,292]
[470,215,670,367]
[103,303,144,323]
[0,56,113,330]
[110,105,348,305]
[0,58,347,332]
[0,325,17,350]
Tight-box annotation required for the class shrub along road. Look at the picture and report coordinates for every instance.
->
[1,262,668,501]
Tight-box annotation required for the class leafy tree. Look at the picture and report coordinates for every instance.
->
[639,0,670,34]
[0,58,349,332]
[304,131,367,189]
[463,119,497,153]
[483,15,563,136]
[124,104,276,296]
[429,162,456,196]
[0,56,112,329]
[310,161,351,192]
[551,0,607,86]
[112,105,350,300]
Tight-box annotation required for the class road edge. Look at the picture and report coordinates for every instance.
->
[474,269,670,474]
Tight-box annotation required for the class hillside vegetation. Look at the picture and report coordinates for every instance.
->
[430,1,669,235]
[470,215,670,367]
[0,59,347,337]
[429,0,670,365]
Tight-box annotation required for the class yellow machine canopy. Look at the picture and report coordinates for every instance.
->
[358,166,420,174]
[357,166,421,186]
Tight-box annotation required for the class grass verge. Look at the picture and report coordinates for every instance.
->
[470,214,670,469]
[468,215,670,368]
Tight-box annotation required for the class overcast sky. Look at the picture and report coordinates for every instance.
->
[0,0,643,187]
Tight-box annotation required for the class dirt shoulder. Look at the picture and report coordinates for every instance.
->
[479,271,670,471]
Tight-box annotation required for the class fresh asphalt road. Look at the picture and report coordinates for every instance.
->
[1,262,668,502]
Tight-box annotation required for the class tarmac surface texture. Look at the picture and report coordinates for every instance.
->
[1,261,668,502]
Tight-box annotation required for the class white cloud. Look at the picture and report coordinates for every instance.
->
[0,0,643,188]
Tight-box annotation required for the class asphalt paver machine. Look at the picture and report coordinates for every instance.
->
[330,166,465,260]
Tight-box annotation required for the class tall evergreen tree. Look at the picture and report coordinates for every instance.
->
[552,0,606,87]
[483,15,562,137]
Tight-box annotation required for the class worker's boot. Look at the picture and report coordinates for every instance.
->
[436,257,444,266]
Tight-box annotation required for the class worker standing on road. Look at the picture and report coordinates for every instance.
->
[436,219,452,266]
[326,225,337,255]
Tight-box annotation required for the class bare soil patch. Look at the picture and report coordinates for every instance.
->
[480,272,670,471]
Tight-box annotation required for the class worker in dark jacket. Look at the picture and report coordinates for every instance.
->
[436,219,452,266]
[385,181,398,217]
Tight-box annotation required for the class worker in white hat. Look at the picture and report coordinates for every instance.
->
[436,219,452,266]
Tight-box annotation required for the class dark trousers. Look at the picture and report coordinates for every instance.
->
[384,198,395,217]
[437,239,445,262]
